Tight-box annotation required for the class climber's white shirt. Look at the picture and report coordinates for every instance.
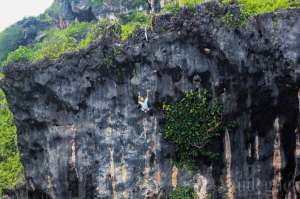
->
[139,97,149,112]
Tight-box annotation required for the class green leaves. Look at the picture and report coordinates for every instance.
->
[163,89,224,167]
[0,47,34,66]
[0,90,23,196]
[163,0,205,13]
[239,0,289,16]
[120,11,152,41]
[170,186,196,199]
[0,20,118,66]
[179,0,205,8]
[223,0,298,27]
[0,11,152,66]
[163,1,181,14]
[289,0,300,7]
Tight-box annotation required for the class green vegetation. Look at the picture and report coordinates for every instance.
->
[223,0,300,26]
[163,1,181,13]
[104,46,123,66]
[0,20,120,66]
[0,47,35,67]
[222,10,251,27]
[180,0,205,8]
[33,22,91,61]
[2,0,300,65]
[238,0,289,16]
[170,186,196,199]
[0,21,89,66]
[0,10,152,66]
[120,11,152,40]
[79,19,120,48]
[163,0,205,13]
[0,16,50,65]
[0,90,23,195]
[163,89,225,167]
[289,0,300,7]
[0,25,24,62]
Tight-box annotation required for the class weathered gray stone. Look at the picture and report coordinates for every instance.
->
[2,2,300,199]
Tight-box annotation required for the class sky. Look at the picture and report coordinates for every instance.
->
[0,0,54,32]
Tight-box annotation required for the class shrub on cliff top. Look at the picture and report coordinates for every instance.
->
[79,19,121,48]
[223,0,298,26]
[163,89,225,167]
[239,0,290,16]
[120,11,152,41]
[163,0,205,13]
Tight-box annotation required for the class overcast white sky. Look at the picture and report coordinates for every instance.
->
[0,0,54,32]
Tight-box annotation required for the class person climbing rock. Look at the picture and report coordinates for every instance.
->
[138,90,150,112]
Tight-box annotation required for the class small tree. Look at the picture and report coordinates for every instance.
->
[163,89,224,166]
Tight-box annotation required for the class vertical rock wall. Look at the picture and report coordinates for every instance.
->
[2,2,300,199]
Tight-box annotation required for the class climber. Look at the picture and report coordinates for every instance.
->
[138,90,150,112]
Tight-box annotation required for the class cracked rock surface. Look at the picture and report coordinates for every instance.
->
[2,2,300,199]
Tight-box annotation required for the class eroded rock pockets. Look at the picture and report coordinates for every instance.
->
[2,2,300,199]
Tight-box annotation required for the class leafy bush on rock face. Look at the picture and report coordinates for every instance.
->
[163,89,225,167]
[0,90,23,196]
[170,186,196,199]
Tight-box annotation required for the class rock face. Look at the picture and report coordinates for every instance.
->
[57,0,148,23]
[2,2,300,199]
[57,0,172,23]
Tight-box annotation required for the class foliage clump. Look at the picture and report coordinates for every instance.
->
[223,0,299,26]
[170,186,196,199]
[180,0,205,8]
[289,0,300,7]
[0,11,152,66]
[0,90,23,196]
[79,19,120,48]
[120,11,152,41]
[0,20,120,66]
[163,89,224,166]
[163,0,205,13]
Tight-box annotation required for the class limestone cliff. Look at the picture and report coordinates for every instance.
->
[2,2,300,199]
